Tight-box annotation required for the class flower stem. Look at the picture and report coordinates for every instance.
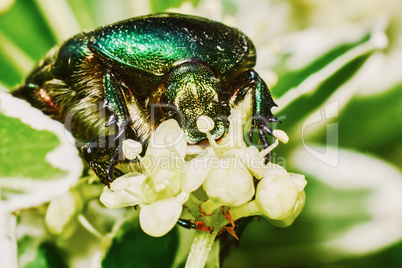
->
[185,194,202,214]
[185,229,218,268]
[230,201,261,221]
[200,199,221,215]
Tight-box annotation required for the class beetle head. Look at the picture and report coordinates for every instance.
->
[163,63,229,144]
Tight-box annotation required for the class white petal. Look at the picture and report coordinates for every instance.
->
[175,191,190,204]
[289,173,307,192]
[112,173,146,195]
[142,166,182,202]
[218,109,246,149]
[148,119,187,159]
[181,156,211,193]
[100,186,139,209]
[245,147,287,180]
[185,145,205,155]
[100,173,146,209]
[139,196,183,237]
[228,108,246,148]
[240,146,265,179]
[264,163,289,177]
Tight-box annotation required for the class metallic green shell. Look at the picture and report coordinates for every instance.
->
[87,13,256,79]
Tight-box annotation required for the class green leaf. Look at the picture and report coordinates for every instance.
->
[0,92,81,201]
[102,218,179,268]
[25,241,69,268]
[272,34,370,97]
[272,52,371,163]
[0,0,56,61]
[150,0,200,13]
[337,83,402,167]
[0,52,22,88]
[298,83,402,168]
[66,0,96,30]
[334,241,402,268]
[0,112,65,179]
[276,52,370,131]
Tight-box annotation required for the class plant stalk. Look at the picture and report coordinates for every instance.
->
[185,229,218,268]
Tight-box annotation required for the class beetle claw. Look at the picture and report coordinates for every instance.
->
[258,129,272,163]
[258,129,270,149]
[105,115,117,127]
[262,124,273,136]
[249,116,277,162]
[114,120,138,140]
[269,116,281,124]
[107,121,139,183]
[103,100,110,109]
[106,150,119,185]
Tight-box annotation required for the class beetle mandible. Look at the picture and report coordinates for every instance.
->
[13,13,280,185]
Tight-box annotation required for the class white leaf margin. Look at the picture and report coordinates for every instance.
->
[0,89,83,267]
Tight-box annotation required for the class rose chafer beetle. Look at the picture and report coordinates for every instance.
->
[13,13,279,185]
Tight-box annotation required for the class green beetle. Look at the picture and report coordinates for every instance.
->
[13,13,279,184]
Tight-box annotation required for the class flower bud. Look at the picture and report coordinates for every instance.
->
[268,190,305,227]
[203,157,255,207]
[255,169,300,221]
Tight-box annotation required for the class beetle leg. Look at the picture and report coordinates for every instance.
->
[103,69,137,139]
[229,70,280,162]
[80,135,125,185]
[103,69,137,183]
[258,128,269,148]
[86,69,139,184]
[105,114,117,127]
[177,219,196,229]
[106,150,120,184]
[252,73,281,162]
[81,70,140,185]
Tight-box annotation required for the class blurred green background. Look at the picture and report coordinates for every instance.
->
[1,0,401,267]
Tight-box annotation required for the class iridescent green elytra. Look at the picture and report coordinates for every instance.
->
[13,13,279,184]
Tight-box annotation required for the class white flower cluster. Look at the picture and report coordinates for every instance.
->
[100,109,306,237]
